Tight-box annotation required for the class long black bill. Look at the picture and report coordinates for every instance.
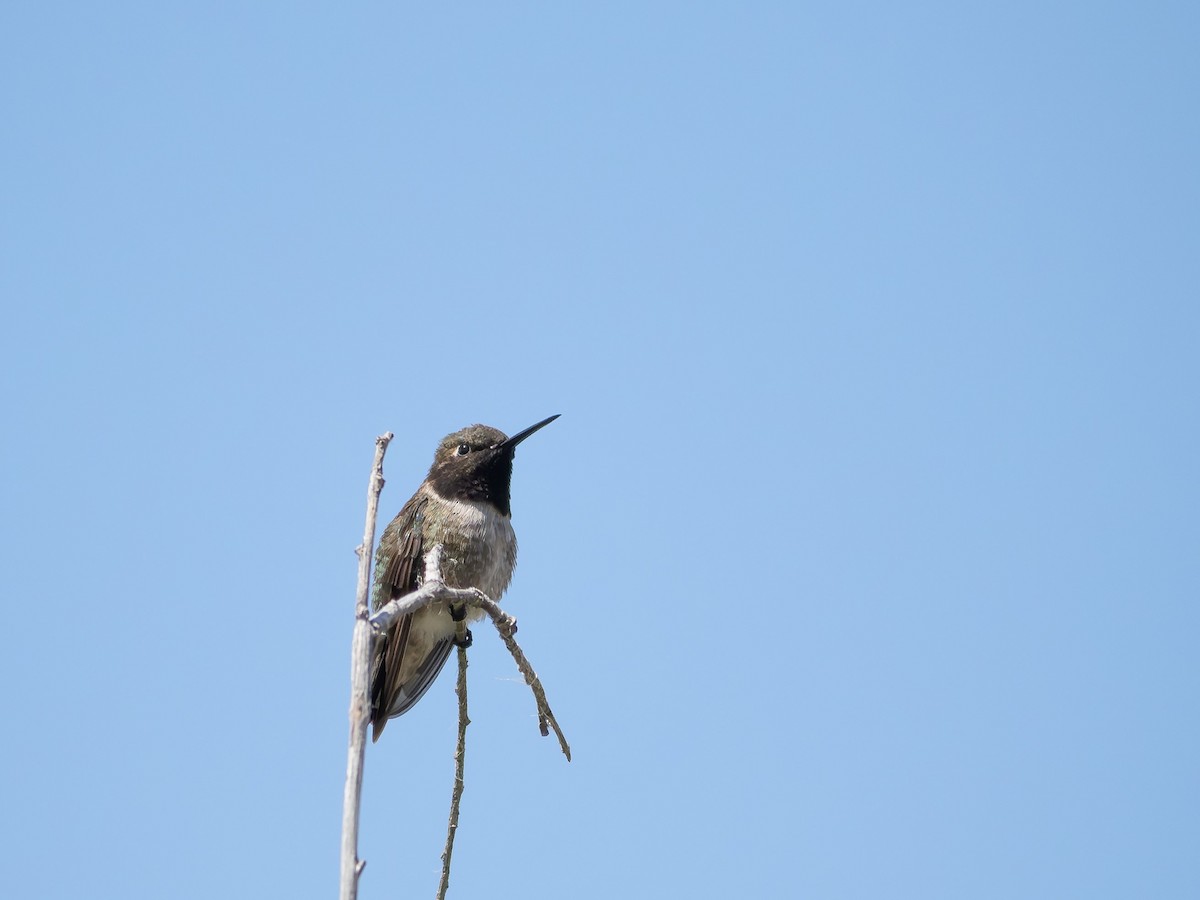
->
[500,414,560,451]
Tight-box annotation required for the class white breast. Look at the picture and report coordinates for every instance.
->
[424,496,518,615]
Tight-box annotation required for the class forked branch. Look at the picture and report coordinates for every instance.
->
[370,546,571,761]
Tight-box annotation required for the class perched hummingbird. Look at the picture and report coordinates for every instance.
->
[369,415,559,741]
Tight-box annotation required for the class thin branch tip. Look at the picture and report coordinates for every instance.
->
[340,432,393,900]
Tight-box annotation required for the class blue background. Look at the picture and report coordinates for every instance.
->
[3,3,1197,898]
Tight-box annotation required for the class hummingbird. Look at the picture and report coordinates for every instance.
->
[369,414,559,741]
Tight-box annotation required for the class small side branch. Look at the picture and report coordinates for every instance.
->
[339,432,393,900]
[370,547,571,761]
[437,642,470,900]
[485,609,572,761]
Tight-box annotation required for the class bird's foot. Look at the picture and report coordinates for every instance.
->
[454,628,473,649]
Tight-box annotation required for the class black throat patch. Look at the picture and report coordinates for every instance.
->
[428,447,514,517]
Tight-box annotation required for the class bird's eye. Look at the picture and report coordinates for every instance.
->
[456,443,470,456]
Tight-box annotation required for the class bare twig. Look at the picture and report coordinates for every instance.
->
[369,546,571,762]
[486,612,572,761]
[437,642,470,900]
[339,432,392,900]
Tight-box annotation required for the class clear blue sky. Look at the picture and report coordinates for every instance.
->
[2,3,1197,898]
